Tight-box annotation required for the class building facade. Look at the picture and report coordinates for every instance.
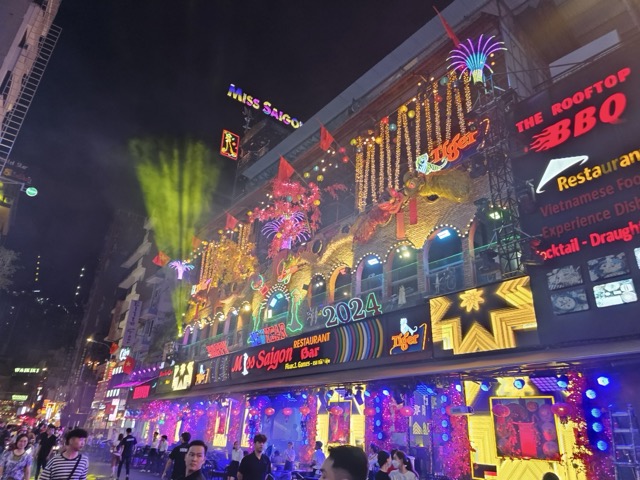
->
[88,1,640,480]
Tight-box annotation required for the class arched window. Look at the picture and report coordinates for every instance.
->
[425,228,463,295]
[358,255,383,298]
[310,274,327,307]
[265,292,289,323]
[389,245,418,305]
[333,267,352,301]
[472,206,503,285]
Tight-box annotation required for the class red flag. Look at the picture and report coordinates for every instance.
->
[109,343,119,355]
[319,124,335,151]
[122,356,135,375]
[225,213,238,230]
[277,156,295,181]
[153,251,170,266]
[433,7,461,47]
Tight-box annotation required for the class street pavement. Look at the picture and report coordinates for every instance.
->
[85,460,161,480]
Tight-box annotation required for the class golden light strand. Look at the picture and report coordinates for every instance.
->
[463,71,473,113]
[355,137,366,212]
[384,121,393,190]
[395,112,402,189]
[414,92,422,157]
[445,76,453,142]
[401,109,413,171]
[378,125,385,197]
[424,95,434,154]
[453,71,467,135]
[433,81,442,147]
[367,141,377,203]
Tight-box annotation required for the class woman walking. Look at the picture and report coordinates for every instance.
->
[0,434,33,480]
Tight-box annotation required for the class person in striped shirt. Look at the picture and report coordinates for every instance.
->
[39,429,89,480]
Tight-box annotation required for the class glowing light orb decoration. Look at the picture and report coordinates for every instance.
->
[169,260,195,280]
[447,34,506,84]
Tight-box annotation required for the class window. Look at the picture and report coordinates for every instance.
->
[359,255,383,297]
[425,229,463,295]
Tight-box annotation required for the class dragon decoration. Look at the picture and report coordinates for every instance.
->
[250,178,346,258]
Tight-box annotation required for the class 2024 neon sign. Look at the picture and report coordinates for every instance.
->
[322,292,382,328]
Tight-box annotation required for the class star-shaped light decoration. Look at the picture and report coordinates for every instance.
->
[430,277,537,355]
[459,288,484,312]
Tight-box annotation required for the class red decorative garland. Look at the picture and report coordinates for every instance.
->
[565,371,614,480]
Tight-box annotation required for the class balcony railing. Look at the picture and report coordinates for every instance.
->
[178,243,506,363]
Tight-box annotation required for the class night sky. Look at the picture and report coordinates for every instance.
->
[5,0,452,301]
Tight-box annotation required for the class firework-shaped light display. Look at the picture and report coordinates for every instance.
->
[447,34,506,84]
[261,211,311,251]
[169,260,195,280]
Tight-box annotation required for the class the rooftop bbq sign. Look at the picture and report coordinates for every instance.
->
[512,45,640,344]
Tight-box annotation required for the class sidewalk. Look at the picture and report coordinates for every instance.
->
[87,460,162,480]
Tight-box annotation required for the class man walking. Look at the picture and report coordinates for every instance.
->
[35,425,58,480]
[162,432,191,480]
[237,434,271,480]
[39,428,89,480]
[183,441,208,480]
[117,428,137,480]
[283,442,295,472]
[144,432,159,473]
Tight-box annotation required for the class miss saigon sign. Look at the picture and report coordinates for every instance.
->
[227,84,303,129]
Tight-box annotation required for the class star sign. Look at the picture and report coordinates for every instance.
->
[459,288,484,312]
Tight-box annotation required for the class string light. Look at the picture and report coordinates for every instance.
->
[445,74,453,142]
[383,120,393,190]
[463,71,472,112]
[414,92,422,164]
[367,141,377,203]
[356,137,367,212]
[432,81,442,147]
[453,71,467,135]
[424,94,434,154]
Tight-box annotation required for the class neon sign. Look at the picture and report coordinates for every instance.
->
[227,84,303,128]
[248,322,287,346]
[206,340,230,359]
[389,318,429,355]
[540,219,640,260]
[515,67,631,152]
[220,129,239,160]
[171,361,194,391]
[321,292,382,328]
[132,385,150,399]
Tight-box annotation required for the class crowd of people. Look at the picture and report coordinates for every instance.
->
[0,420,563,480]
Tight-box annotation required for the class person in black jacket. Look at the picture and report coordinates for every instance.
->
[163,432,191,480]
[117,428,137,480]
[183,441,208,480]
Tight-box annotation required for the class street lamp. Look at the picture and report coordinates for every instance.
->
[87,337,112,349]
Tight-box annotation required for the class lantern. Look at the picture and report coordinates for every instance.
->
[338,146,346,153]
[282,407,293,416]
[342,155,349,163]
[364,407,376,416]
[265,407,275,416]
[551,402,571,424]
[492,404,510,418]
[329,405,344,416]
[299,406,311,416]
[400,406,413,417]
[407,110,416,119]
[249,408,258,416]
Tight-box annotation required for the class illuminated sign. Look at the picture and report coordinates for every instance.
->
[220,129,240,160]
[389,318,429,355]
[320,292,382,328]
[132,385,150,399]
[12,394,28,401]
[118,347,131,362]
[227,84,303,129]
[171,361,194,391]
[229,305,430,381]
[206,341,230,359]
[415,130,481,175]
[193,356,230,387]
[14,367,40,374]
[159,368,173,377]
[515,67,630,152]
[248,322,287,346]
[512,45,640,345]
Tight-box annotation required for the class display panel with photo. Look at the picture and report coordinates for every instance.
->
[593,279,638,308]
[328,401,351,443]
[491,397,560,461]
[550,288,589,315]
[546,265,583,291]
[587,253,629,281]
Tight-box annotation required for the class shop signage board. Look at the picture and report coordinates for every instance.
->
[228,305,431,383]
[192,356,231,388]
[512,45,640,344]
[171,361,195,391]
[431,276,538,356]
[154,367,174,394]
